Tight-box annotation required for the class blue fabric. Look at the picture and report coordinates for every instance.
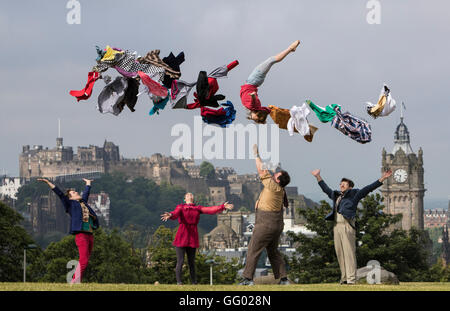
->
[319,180,383,221]
[245,57,276,87]
[330,106,372,144]
[95,46,106,62]
[149,95,169,115]
[202,101,236,128]
[52,185,99,235]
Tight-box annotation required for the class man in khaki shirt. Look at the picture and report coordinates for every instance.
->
[240,145,291,286]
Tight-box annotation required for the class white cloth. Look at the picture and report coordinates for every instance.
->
[366,83,396,118]
[287,103,311,137]
[97,76,128,116]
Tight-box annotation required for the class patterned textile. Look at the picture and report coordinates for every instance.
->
[93,50,165,82]
[331,106,372,144]
[137,49,181,79]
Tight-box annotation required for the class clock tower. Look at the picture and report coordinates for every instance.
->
[380,114,425,230]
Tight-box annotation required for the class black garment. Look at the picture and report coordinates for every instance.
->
[175,246,197,284]
[195,71,224,108]
[120,78,139,112]
[162,52,185,89]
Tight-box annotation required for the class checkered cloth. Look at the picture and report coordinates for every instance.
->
[93,50,165,83]
[331,106,372,144]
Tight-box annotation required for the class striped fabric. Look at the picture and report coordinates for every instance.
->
[137,50,181,79]
[331,106,372,144]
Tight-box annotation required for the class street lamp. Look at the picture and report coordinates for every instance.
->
[205,259,215,286]
[23,244,37,282]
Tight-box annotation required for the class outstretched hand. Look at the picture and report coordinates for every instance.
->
[82,178,93,186]
[311,169,322,182]
[224,201,234,210]
[37,178,55,188]
[311,169,320,177]
[380,169,393,182]
[160,212,172,222]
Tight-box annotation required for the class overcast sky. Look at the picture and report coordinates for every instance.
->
[0,1,449,206]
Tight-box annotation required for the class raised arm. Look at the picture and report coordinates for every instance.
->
[38,178,70,210]
[81,178,92,202]
[311,169,333,199]
[161,205,183,222]
[354,170,392,202]
[200,202,233,215]
[253,144,268,177]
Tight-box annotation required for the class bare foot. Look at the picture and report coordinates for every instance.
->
[289,40,300,52]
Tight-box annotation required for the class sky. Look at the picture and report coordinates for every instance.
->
[0,1,449,207]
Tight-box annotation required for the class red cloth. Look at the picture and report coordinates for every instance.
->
[72,233,94,283]
[170,203,225,248]
[227,60,239,71]
[186,101,226,117]
[69,72,100,102]
[239,84,271,113]
[138,71,168,97]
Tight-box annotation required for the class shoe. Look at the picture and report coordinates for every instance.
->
[239,278,254,286]
[279,279,291,285]
[346,282,355,285]
[340,280,347,285]
[177,282,183,285]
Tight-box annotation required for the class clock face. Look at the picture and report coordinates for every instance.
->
[394,169,408,183]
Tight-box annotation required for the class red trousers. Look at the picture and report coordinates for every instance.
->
[72,233,94,283]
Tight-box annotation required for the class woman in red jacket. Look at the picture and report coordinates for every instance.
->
[240,40,300,124]
[161,193,234,285]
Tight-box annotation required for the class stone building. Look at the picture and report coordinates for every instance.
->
[29,190,70,235]
[424,209,448,229]
[87,192,111,227]
[380,115,425,230]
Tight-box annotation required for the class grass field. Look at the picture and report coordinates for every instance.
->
[1,282,449,291]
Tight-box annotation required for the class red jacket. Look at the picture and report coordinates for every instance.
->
[170,203,225,248]
[239,84,271,113]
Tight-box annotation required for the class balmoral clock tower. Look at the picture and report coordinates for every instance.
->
[380,113,425,230]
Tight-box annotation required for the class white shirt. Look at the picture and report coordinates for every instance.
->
[287,103,311,137]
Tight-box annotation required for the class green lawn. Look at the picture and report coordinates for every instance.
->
[0,282,449,291]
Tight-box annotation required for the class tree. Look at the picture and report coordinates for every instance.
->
[199,161,216,180]
[28,228,147,283]
[146,225,242,284]
[287,194,433,283]
[0,201,41,281]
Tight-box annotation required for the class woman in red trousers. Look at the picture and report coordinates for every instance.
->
[161,192,234,285]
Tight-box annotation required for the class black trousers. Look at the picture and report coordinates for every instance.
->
[175,247,197,284]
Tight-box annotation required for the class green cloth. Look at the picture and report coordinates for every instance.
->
[81,216,95,233]
[307,100,340,123]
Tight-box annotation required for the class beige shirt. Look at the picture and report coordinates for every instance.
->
[255,171,285,212]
